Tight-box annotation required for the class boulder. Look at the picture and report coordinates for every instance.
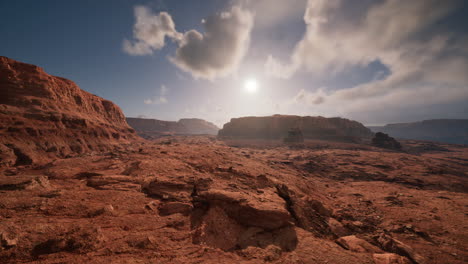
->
[335,235,383,253]
[276,184,333,237]
[239,245,283,262]
[372,132,402,150]
[158,202,193,216]
[142,179,194,202]
[196,189,291,230]
[373,253,412,264]
[328,218,350,237]
[191,189,298,252]
[377,233,425,264]
[0,144,15,167]
[0,175,51,191]
[0,232,18,249]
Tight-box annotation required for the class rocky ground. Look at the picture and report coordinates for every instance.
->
[0,136,466,264]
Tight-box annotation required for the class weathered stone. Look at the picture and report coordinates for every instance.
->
[335,235,383,253]
[143,179,194,202]
[377,233,425,264]
[1,232,18,249]
[373,253,412,264]
[158,202,193,216]
[372,132,402,150]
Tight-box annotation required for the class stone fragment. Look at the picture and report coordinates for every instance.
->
[336,235,383,253]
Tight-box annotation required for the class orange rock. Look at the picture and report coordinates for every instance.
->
[373,253,412,264]
[218,115,373,141]
[0,56,138,166]
[336,235,383,253]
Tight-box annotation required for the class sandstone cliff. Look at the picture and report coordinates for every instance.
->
[0,56,138,166]
[178,118,219,135]
[126,118,185,137]
[126,117,219,139]
[218,115,373,142]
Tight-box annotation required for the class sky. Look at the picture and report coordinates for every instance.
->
[1,0,467,127]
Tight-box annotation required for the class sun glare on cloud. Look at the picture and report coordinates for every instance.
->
[244,79,258,93]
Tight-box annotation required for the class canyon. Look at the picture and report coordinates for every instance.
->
[0,57,466,264]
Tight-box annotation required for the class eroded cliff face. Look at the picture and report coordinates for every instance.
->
[126,117,219,139]
[178,118,219,135]
[126,118,185,137]
[218,115,373,142]
[0,56,138,166]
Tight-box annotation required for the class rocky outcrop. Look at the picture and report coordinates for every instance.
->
[218,115,373,142]
[0,56,138,166]
[372,253,412,264]
[377,234,425,264]
[0,136,465,263]
[335,235,383,253]
[368,119,468,145]
[126,117,219,139]
[372,132,402,150]
[178,118,219,135]
[126,118,185,138]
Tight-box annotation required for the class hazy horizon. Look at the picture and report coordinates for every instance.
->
[1,0,467,127]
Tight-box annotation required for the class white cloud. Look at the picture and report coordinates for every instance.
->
[169,6,254,80]
[124,5,254,80]
[267,0,468,113]
[294,88,326,105]
[144,85,169,105]
[123,7,181,55]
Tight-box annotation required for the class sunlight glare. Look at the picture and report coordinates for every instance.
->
[244,79,258,93]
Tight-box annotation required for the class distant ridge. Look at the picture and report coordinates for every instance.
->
[368,119,468,144]
[126,117,219,139]
[218,115,373,142]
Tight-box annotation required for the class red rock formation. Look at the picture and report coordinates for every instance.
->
[218,115,373,142]
[178,118,219,135]
[126,117,185,138]
[0,56,138,166]
[126,117,219,139]
[372,132,402,150]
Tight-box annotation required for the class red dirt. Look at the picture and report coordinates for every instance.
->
[0,136,466,263]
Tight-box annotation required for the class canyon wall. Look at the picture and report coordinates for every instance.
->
[126,117,219,139]
[218,115,373,142]
[0,56,138,166]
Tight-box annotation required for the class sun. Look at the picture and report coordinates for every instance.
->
[244,79,258,93]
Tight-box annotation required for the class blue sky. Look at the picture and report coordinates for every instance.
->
[1,0,467,126]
